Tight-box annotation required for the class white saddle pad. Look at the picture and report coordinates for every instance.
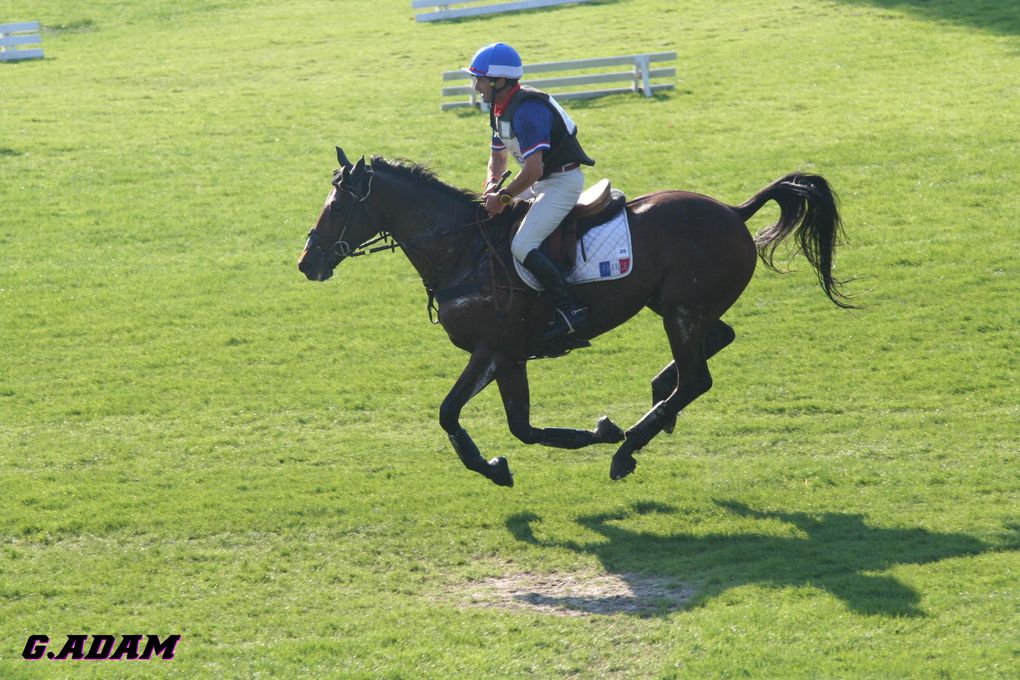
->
[514,209,632,291]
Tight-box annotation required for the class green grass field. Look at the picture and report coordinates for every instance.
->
[2,0,1017,677]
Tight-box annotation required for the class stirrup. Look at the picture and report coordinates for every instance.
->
[544,306,589,339]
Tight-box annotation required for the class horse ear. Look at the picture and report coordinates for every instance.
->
[352,155,367,176]
[336,146,353,169]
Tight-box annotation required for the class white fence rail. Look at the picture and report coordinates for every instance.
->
[0,21,43,62]
[414,0,593,22]
[441,52,676,111]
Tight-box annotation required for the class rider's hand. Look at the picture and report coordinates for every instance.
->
[482,192,505,216]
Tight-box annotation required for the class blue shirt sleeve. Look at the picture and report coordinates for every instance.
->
[512,100,553,159]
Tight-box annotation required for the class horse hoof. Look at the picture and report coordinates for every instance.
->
[487,456,514,487]
[610,454,637,480]
[595,416,625,443]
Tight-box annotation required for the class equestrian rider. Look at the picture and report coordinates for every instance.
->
[467,42,596,339]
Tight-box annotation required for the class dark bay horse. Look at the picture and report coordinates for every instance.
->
[298,147,851,486]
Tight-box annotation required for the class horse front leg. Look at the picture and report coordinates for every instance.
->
[440,347,514,487]
[496,360,624,449]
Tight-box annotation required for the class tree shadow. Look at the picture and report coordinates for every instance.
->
[832,0,1020,39]
[506,500,1018,618]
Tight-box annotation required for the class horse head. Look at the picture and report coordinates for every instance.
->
[297,147,379,282]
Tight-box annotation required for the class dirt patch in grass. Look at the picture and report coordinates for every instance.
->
[456,572,695,617]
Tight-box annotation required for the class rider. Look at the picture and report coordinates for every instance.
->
[467,42,596,339]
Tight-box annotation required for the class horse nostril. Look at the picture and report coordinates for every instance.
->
[299,249,321,277]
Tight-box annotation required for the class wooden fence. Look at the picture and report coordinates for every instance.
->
[413,0,593,22]
[441,52,676,111]
[0,21,43,62]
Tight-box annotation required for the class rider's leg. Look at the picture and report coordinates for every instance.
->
[522,250,589,337]
[510,168,587,338]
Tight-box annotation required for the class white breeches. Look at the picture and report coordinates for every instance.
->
[510,167,585,263]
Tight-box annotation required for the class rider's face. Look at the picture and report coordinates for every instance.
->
[473,77,502,104]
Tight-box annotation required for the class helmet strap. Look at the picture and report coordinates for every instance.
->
[489,78,516,109]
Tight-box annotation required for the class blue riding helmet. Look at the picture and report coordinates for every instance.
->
[465,42,523,80]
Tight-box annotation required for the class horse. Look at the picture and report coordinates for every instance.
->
[298,147,852,487]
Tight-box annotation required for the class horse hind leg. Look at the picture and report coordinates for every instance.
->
[612,308,714,480]
[497,360,625,449]
[650,319,734,434]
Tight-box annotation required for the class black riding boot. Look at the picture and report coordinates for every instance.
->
[522,249,590,338]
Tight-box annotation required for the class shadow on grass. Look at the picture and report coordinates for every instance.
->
[416,0,619,25]
[834,0,1020,38]
[506,500,1018,617]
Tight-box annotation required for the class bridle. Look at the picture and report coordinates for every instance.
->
[304,164,402,266]
[307,163,509,266]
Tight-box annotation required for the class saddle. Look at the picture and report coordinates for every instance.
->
[512,179,627,272]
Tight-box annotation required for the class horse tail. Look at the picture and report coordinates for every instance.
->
[735,173,855,308]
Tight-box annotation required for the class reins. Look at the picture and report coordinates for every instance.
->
[333,166,505,259]
[343,232,402,258]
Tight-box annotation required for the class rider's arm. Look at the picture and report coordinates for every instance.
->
[482,150,543,216]
[485,148,508,192]
[504,150,544,198]
[500,100,551,197]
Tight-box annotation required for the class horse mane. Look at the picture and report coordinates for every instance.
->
[370,156,479,205]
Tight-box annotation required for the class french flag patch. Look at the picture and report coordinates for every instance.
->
[600,258,631,278]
